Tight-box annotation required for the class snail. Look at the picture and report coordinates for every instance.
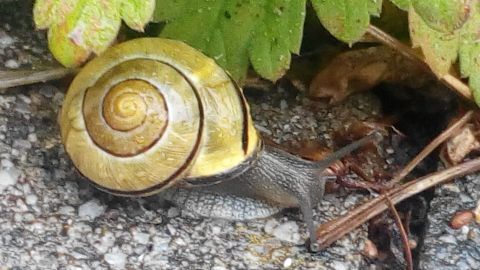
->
[59,38,378,251]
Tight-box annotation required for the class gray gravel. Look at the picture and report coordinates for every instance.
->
[0,79,380,269]
[0,87,409,269]
[0,1,55,72]
[419,169,480,270]
[0,2,384,269]
[2,1,480,269]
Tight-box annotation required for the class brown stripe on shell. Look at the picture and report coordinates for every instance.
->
[227,73,249,154]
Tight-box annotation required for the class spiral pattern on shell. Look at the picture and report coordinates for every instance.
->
[60,38,259,195]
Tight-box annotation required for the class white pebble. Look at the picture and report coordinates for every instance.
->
[133,230,150,245]
[78,199,106,220]
[210,225,222,235]
[27,133,37,143]
[272,221,301,244]
[439,234,457,244]
[174,237,187,246]
[167,207,180,218]
[13,139,32,150]
[25,194,38,205]
[283,258,293,268]
[0,167,20,192]
[166,224,177,235]
[104,248,127,269]
[58,205,75,215]
[18,94,31,104]
[330,261,349,270]
[4,59,19,69]
[1,159,13,168]
[95,231,115,254]
[0,33,14,47]
[264,219,279,235]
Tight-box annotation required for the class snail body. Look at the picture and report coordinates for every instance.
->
[60,38,375,251]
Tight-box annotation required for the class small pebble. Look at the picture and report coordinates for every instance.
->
[474,200,480,224]
[450,210,474,229]
[283,258,293,268]
[438,235,457,244]
[1,159,14,168]
[167,207,180,218]
[4,59,19,69]
[27,133,37,143]
[362,239,378,259]
[133,230,150,245]
[58,205,75,215]
[39,85,56,98]
[25,194,38,205]
[272,221,301,244]
[264,219,279,235]
[0,31,14,47]
[78,199,106,220]
[0,168,20,192]
[104,248,127,269]
[13,139,31,150]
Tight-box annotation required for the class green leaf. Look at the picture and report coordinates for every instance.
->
[311,0,371,43]
[458,4,480,105]
[412,0,472,33]
[153,0,187,22]
[155,0,306,82]
[72,0,122,54]
[409,7,459,76]
[33,0,155,67]
[458,7,480,78]
[33,0,80,29]
[47,1,91,67]
[389,0,410,11]
[368,0,384,17]
[120,0,156,31]
[470,73,480,105]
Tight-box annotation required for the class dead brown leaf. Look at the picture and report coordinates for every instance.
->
[308,46,431,103]
[440,123,480,166]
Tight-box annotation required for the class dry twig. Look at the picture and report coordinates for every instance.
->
[0,67,76,89]
[384,194,413,270]
[389,111,474,185]
[316,157,480,250]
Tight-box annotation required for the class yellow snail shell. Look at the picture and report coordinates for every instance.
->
[60,38,260,196]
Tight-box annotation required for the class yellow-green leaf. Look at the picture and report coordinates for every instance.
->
[368,0,384,17]
[47,2,91,67]
[72,0,121,54]
[458,3,480,105]
[409,8,459,76]
[34,0,80,29]
[33,0,155,67]
[120,0,155,31]
[389,0,410,11]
